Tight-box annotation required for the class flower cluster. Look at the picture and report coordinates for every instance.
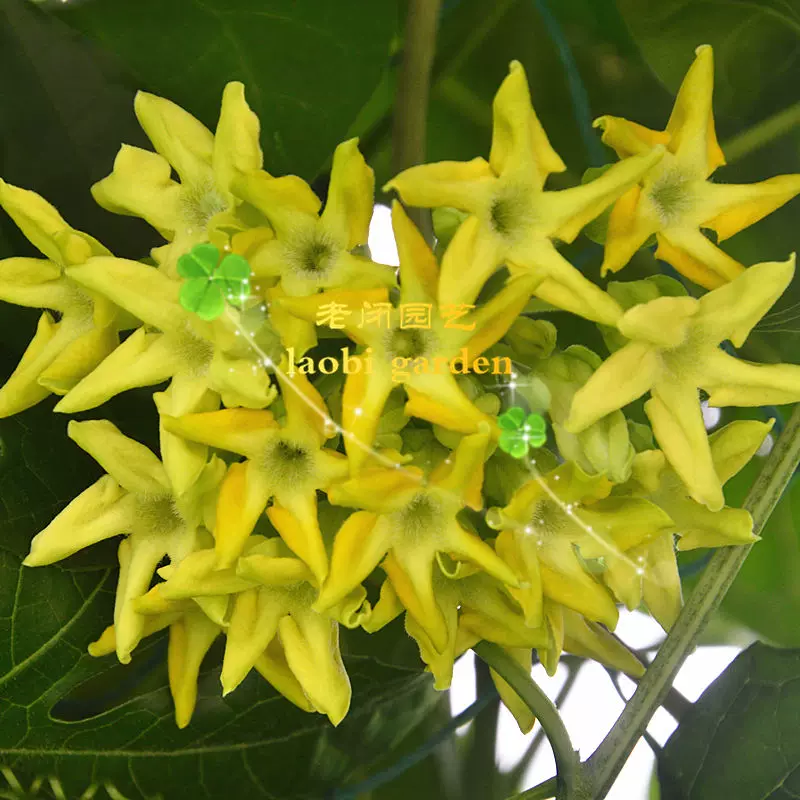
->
[2,46,799,732]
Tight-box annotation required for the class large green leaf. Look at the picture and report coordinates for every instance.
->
[616,0,800,121]
[659,642,800,799]
[46,0,398,181]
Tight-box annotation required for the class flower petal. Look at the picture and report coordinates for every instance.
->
[213,82,264,197]
[562,608,645,676]
[266,495,328,585]
[66,257,184,332]
[68,419,169,495]
[215,461,272,569]
[327,465,422,512]
[655,228,743,289]
[546,146,665,243]
[162,407,277,458]
[341,365,395,472]
[695,255,795,348]
[708,419,775,484]
[232,172,321,237]
[665,45,725,176]
[646,380,723,510]
[54,329,179,413]
[168,607,221,728]
[134,90,214,186]
[384,158,495,215]
[253,638,316,713]
[601,185,660,276]
[617,296,699,349]
[91,145,183,234]
[321,138,374,249]
[444,522,519,587]
[490,648,536,733]
[565,341,660,433]
[593,115,670,159]
[24,476,134,566]
[279,610,351,726]
[639,535,682,631]
[0,258,71,309]
[490,60,566,183]
[314,512,384,611]
[430,429,489,509]
[393,201,438,303]
[702,349,800,407]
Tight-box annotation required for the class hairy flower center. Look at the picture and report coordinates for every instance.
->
[385,327,433,360]
[647,170,693,225]
[393,492,444,539]
[262,438,314,488]
[134,495,184,537]
[526,497,568,540]
[181,180,228,229]
[173,329,215,376]
[487,186,535,240]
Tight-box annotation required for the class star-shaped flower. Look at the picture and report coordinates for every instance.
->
[498,406,548,458]
[177,243,251,321]
[487,460,673,629]
[277,202,535,472]
[314,427,519,653]
[161,368,349,581]
[24,419,225,663]
[597,45,800,288]
[91,82,267,276]
[233,138,396,296]
[564,256,800,510]
[385,60,663,320]
[605,418,772,629]
[0,181,122,417]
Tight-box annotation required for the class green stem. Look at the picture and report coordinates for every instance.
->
[516,777,559,800]
[473,642,583,799]
[586,403,800,798]
[392,0,442,242]
[721,101,800,163]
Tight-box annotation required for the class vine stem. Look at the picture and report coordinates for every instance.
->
[473,642,584,800]
[585,403,800,798]
[721,100,800,163]
[392,0,442,243]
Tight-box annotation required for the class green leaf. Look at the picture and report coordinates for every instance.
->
[180,277,225,321]
[498,407,526,431]
[49,0,398,180]
[616,0,800,119]
[659,642,800,800]
[177,243,220,279]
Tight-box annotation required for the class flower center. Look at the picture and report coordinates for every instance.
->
[393,492,444,540]
[173,328,215,376]
[525,497,569,541]
[646,169,694,226]
[134,495,184,537]
[385,327,434,360]
[487,185,535,240]
[181,181,228,229]
[262,437,314,488]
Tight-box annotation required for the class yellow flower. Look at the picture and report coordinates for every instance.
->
[564,256,800,510]
[597,45,800,288]
[277,202,534,471]
[315,427,519,653]
[24,419,225,664]
[161,367,348,581]
[233,138,396,295]
[0,181,121,417]
[92,82,266,276]
[385,60,663,319]
[605,418,772,629]
[89,601,222,729]
[55,256,277,493]
[487,461,673,630]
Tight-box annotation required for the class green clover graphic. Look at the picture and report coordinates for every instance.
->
[177,243,252,322]
[497,406,547,459]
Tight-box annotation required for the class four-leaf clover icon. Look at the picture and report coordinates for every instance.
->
[498,407,547,458]
[177,243,252,321]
